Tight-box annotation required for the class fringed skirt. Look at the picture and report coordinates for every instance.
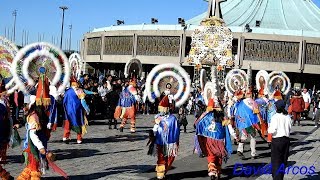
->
[194,135,227,158]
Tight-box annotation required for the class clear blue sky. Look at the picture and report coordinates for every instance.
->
[0,0,207,51]
[1,0,319,51]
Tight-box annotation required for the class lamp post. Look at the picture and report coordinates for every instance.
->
[69,24,72,52]
[59,6,68,49]
[12,10,17,42]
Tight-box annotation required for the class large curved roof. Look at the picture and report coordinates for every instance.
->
[92,0,320,38]
[187,0,320,32]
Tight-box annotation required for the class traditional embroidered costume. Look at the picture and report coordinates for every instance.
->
[63,76,90,144]
[17,67,56,180]
[114,80,137,133]
[232,90,262,159]
[194,98,233,179]
[148,95,180,180]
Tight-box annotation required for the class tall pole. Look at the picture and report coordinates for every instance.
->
[69,24,72,52]
[59,6,68,49]
[12,10,17,42]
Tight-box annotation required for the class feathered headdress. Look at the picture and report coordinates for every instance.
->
[268,71,291,97]
[256,70,269,98]
[145,63,191,107]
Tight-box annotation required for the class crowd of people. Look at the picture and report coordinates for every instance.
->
[1,67,320,180]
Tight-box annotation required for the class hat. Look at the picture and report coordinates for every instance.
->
[275,100,285,110]
[158,95,170,113]
[35,67,51,106]
[273,90,282,100]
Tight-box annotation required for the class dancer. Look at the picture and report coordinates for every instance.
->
[232,90,261,160]
[17,67,55,180]
[114,78,138,133]
[63,76,90,144]
[148,95,180,180]
[194,98,234,179]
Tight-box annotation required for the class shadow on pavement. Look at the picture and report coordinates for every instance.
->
[50,134,149,144]
[43,165,155,180]
[53,148,143,160]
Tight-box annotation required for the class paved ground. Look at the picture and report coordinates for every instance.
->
[4,114,319,180]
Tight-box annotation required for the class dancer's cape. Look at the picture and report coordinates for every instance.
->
[233,98,261,136]
[194,111,233,158]
[117,87,136,108]
[63,88,86,133]
[255,98,268,123]
[154,114,180,157]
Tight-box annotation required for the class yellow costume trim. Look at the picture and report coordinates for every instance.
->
[156,165,166,179]
[81,113,89,136]
[78,93,85,100]
[120,108,126,119]
[27,115,41,131]
[35,98,51,106]
[158,106,169,113]
[222,119,231,126]
[253,108,260,114]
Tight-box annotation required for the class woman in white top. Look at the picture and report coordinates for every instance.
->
[268,100,291,180]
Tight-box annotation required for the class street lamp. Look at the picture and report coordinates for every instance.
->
[69,24,72,52]
[12,10,17,42]
[59,6,68,49]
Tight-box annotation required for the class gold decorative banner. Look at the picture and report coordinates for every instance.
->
[87,37,102,55]
[187,17,234,67]
[306,43,320,65]
[137,36,180,57]
[104,36,133,55]
[244,40,299,63]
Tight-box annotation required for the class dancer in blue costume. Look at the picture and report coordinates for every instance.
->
[266,89,283,142]
[148,95,179,180]
[194,98,235,179]
[63,76,90,144]
[114,79,137,133]
[233,90,261,160]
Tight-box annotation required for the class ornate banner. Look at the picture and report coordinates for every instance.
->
[187,17,234,67]
[87,37,102,55]
[137,36,180,56]
[244,40,299,63]
[306,43,320,65]
[104,36,133,55]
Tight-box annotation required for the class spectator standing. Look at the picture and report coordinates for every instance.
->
[268,100,291,180]
[290,91,305,126]
[302,88,311,119]
[178,104,188,133]
[98,82,109,99]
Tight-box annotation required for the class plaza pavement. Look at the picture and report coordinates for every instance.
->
[4,114,319,180]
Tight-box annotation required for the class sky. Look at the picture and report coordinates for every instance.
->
[1,0,319,51]
[0,0,207,51]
